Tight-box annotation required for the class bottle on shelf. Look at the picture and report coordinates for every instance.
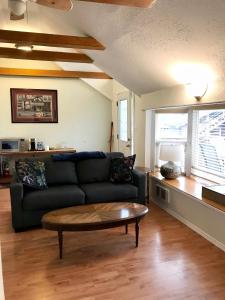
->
[29,138,36,151]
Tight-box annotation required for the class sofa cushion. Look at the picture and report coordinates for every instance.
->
[81,182,138,204]
[76,158,111,184]
[44,158,78,185]
[76,152,124,184]
[23,185,85,211]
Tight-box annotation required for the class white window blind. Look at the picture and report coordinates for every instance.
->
[192,109,225,179]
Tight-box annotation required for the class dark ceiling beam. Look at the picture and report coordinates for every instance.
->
[0,29,105,50]
[0,67,112,79]
[78,0,154,8]
[0,47,93,63]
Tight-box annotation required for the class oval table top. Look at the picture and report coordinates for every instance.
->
[42,202,148,231]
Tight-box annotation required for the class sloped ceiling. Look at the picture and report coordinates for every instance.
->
[1,0,225,95]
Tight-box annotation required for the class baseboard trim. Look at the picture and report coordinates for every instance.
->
[152,200,225,253]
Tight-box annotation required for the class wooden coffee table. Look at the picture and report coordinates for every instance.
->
[42,202,148,259]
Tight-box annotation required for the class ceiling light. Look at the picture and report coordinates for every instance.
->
[15,44,34,51]
[171,63,215,85]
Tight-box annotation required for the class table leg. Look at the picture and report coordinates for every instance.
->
[125,224,128,234]
[147,172,150,204]
[58,230,63,259]
[135,219,139,248]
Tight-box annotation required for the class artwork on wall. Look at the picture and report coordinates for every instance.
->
[11,88,58,123]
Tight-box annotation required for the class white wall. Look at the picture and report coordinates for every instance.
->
[150,178,225,251]
[141,79,225,110]
[82,79,113,101]
[134,94,145,166]
[0,76,112,152]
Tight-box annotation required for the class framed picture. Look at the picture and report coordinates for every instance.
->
[11,88,58,123]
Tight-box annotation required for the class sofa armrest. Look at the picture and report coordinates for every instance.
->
[10,183,24,231]
[132,169,146,204]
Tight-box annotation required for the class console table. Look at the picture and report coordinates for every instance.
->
[0,148,76,187]
[135,166,151,204]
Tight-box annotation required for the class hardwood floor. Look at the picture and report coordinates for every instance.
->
[0,188,225,300]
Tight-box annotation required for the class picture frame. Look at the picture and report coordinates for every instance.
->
[11,88,58,123]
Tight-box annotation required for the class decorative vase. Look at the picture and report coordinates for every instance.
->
[160,161,181,179]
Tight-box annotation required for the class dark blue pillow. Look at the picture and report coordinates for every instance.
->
[52,151,106,161]
[52,152,77,161]
[110,155,136,184]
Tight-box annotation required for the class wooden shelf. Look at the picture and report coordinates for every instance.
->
[0,176,12,185]
[149,171,225,213]
[0,148,76,157]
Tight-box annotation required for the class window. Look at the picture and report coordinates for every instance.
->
[153,106,225,182]
[192,109,225,179]
[119,99,128,142]
[155,113,188,170]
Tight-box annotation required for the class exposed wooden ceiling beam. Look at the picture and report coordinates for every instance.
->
[0,29,105,50]
[78,0,154,8]
[0,47,93,63]
[0,67,112,79]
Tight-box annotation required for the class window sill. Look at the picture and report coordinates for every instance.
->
[149,171,225,214]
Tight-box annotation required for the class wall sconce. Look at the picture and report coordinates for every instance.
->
[186,81,208,101]
[15,44,34,51]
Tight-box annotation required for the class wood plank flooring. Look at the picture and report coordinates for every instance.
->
[0,188,225,300]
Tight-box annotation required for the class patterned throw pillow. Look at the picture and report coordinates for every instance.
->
[110,155,136,183]
[15,159,48,190]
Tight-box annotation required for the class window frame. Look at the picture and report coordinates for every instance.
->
[152,105,225,183]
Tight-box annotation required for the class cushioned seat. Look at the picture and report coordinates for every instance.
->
[23,185,85,211]
[10,152,146,231]
[81,182,138,204]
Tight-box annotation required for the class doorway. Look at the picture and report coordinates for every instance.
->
[117,91,133,156]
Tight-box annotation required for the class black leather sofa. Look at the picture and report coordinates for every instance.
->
[10,152,146,231]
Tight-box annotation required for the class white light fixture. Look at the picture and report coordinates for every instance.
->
[186,81,208,101]
[8,0,27,16]
[15,43,34,51]
[159,144,183,179]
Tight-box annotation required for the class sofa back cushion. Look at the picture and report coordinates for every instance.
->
[76,152,123,184]
[44,158,78,185]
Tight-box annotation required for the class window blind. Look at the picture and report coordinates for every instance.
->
[192,109,225,178]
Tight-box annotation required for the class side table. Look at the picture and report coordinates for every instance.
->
[135,166,151,204]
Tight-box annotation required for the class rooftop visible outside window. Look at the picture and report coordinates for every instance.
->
[156,113,188,141]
